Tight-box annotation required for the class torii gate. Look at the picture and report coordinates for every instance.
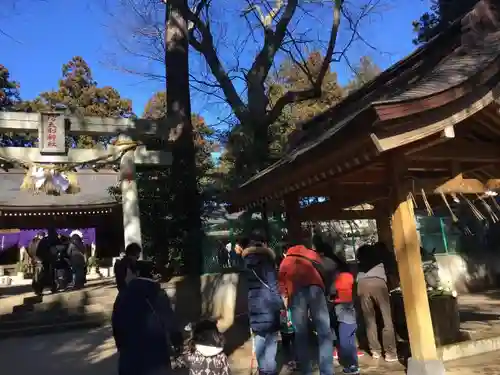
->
[0,111,174,254]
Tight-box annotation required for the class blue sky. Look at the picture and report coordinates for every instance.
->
[1,0,432,126]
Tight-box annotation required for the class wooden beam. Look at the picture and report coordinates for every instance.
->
[390,157,442,371]
[0,147,172,166]
[372,81,500,152]
[432,174,485,194]
[410,139,500,163]
[0,111,177,136]
[300,190,385,219]
[301,182,388,198]
[300,205,376,221]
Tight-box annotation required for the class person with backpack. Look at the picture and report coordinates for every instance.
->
[278,242,334,375]
[112,260,183,375]
[242,231,283,375]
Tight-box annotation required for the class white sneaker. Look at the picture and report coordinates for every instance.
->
[385,353,399,363]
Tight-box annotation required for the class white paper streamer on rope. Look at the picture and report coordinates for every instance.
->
[52,172,70,192]
[29,166,70,192]
[31,167,46,190]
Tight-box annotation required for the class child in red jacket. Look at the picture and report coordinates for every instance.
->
[333,269,360,375]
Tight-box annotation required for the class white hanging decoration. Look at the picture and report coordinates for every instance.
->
[32,167,47,190]
[23,165,72,195]
[52,171,70,192]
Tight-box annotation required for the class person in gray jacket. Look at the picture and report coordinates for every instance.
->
[356,242,397,362]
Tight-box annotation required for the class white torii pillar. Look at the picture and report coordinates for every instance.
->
[117,134,142,252]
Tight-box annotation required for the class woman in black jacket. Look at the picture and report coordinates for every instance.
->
[67,233,86,289]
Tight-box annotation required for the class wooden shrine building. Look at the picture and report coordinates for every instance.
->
[0,168,123,257]
[228,2,500,374]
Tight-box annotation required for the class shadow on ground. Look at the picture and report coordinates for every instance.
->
[0,326,117,375]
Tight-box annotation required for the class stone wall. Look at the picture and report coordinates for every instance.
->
[165,271,248,331]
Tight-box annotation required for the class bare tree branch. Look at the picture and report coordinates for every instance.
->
[246,0,297,114]
[183,3,248,121]
[266,0,343,125]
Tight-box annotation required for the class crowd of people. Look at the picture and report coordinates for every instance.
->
[28,228,88,295]
[110,233,399,375]
[237,231,399,375]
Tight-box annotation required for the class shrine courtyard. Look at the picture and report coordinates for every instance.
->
[3,2,500,375]
[1,321,500,375]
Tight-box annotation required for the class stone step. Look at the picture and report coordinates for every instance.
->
[0,288,117,315]
[10,294,115,315]
[0,279,118,312]
[0,303,111,326]
[0,310,109,331]
[0,314,107,339]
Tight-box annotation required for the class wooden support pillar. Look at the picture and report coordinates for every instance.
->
[283,193,302,244]
[390,159,445,375]
[375,202,393,251]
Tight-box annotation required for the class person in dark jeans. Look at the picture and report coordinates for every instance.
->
[333,263,360,374]
[242,231,282,375]
[279,243,334,375]
[356,242,397,362]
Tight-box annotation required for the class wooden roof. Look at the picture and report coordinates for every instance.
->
[228,0,500,212]
[0,169,119,211]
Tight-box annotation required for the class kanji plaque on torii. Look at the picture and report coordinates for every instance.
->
[40,113,65,153]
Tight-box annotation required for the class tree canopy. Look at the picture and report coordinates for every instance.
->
[111,0,380,185]
[21,56,133,117]
[139,90,216,271]
[19,56,134,148]
[344,56,381,94]
[143,91,215,176]
[0,64,20,110]
[413,0,480,44]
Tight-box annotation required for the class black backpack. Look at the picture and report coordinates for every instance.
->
[287,254,335,296]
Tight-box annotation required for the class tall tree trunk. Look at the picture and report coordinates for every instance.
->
[165,0,202,275]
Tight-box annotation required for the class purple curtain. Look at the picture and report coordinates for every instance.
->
[0,228,97,251]
[0,232,21,251]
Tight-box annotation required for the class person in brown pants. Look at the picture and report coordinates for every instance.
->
[356,243,398,362]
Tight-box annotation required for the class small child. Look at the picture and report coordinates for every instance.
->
[183,320,231,375]
[280,307,296,369]
[334,268,360,375]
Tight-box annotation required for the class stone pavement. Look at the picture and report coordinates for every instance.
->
[1,326,500,375]
[458,291,500,340]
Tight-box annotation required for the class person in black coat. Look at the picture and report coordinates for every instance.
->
[114,243,141,292]
[32,229,60,295]
[112,261,183,375]
[67,233,87,288]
